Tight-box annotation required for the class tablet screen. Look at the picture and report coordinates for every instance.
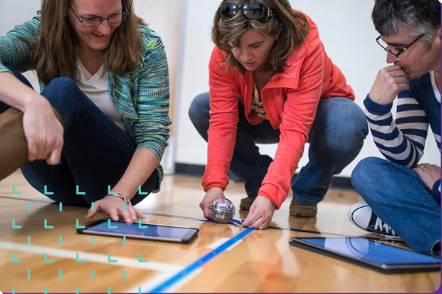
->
[86,221,194,239]
[297,237,440,265]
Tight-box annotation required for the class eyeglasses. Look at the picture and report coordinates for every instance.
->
[219,2,274,20]
[376,34,425,61]
[69,1,129,27]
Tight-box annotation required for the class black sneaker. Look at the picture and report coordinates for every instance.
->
[348,201,400,238]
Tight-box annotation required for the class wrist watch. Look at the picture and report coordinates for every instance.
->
[107,193,132,206]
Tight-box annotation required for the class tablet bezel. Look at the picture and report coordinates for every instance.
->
[290,237,441,274]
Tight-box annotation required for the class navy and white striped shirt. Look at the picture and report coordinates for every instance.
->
[364,71,441,197]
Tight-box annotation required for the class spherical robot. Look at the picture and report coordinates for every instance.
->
[210,198,235,224]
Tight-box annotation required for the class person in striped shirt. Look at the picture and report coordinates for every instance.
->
[348,0,441,257]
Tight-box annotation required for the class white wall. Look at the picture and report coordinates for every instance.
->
[174,0,440,177]
[1,0,440,178]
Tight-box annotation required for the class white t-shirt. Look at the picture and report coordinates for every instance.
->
[430,71,441,103]
[76,59,125,131]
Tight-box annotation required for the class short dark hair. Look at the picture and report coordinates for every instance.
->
[372,0,440,46]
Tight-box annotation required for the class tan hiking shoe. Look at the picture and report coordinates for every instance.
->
[289,199,318,217]
[239,196,257,210]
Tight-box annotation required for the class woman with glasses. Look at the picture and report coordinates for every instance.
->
[349,0,441,256]
[189,0,368,229]
[0,0,171,224]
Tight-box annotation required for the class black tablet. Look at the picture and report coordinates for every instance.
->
[290,237,441,274]
[77,220,199,244]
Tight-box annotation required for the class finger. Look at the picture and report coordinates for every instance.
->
[242,210,259,227]
[87,201,101,219]
[258,219,271,230]
[413,167,424,178]
[118,207,133,224]
[397,82,410,92]
[394,76,409,84]
[46,145,62,165]
[108,208,120,222]
[248,216,265,229]
[389,68,408,78]
[386,64,403,71]
[204,206,213,219]
[32,136,44,160]
[135,208,145,219]
[127,206,138,221]
[41,138,54,162]
[27,140,37,161]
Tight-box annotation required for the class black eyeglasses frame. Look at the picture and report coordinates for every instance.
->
[376,34,425,61]
[69,1,129,27]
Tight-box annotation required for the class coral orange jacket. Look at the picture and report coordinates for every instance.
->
[202,12,355,209]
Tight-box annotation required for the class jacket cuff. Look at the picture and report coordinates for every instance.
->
[432,179,441,204]
[364,94,393,116]
[0,64,12,74]
[203,182,227,193]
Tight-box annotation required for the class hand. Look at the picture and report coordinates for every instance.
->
[22,96,64,165]
[200,187,225,219]
[369,65,410,105]
[242,195,276,230]
[413,163,441,191]
[86,195,146,225]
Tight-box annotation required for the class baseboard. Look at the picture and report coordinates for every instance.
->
[175,163,354,190]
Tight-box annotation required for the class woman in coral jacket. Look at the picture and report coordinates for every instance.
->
[189,0,368,229]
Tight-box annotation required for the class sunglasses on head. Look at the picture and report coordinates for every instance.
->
[219,2,274,20]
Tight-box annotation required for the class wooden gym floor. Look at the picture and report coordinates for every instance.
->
[0,170,440,293]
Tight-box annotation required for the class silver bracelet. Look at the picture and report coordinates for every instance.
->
[107,193,132,206]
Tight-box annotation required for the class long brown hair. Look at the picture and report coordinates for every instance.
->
[31,0,145,85]
[212,0,309,73]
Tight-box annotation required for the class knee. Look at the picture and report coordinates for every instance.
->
[351,157,387,194]
[44,77,87,108]
[333,101,368,140]
[320,101,368,155]
[46,77,78,94]
[188,92,210,126]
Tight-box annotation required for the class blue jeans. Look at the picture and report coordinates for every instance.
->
[0,67,158,206]
[188,92,368,204]
[352,157,441,257]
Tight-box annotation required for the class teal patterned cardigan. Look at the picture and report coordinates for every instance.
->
[0,16,171,189]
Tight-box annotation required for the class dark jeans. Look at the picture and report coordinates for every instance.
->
[0,67,158,207]
[352,157,441,257]
[189,92,368,205]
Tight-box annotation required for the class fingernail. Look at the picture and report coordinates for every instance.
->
[58,160,63,165]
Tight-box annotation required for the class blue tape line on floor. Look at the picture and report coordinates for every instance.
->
[146,228,254,293]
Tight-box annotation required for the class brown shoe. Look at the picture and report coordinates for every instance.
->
[289,199,318,217]
[239,196,257,210]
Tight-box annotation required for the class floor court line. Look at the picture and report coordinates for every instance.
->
[207,237,243,251]
[0,241,183,272]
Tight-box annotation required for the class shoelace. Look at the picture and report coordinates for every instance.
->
[374,218,397,236]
